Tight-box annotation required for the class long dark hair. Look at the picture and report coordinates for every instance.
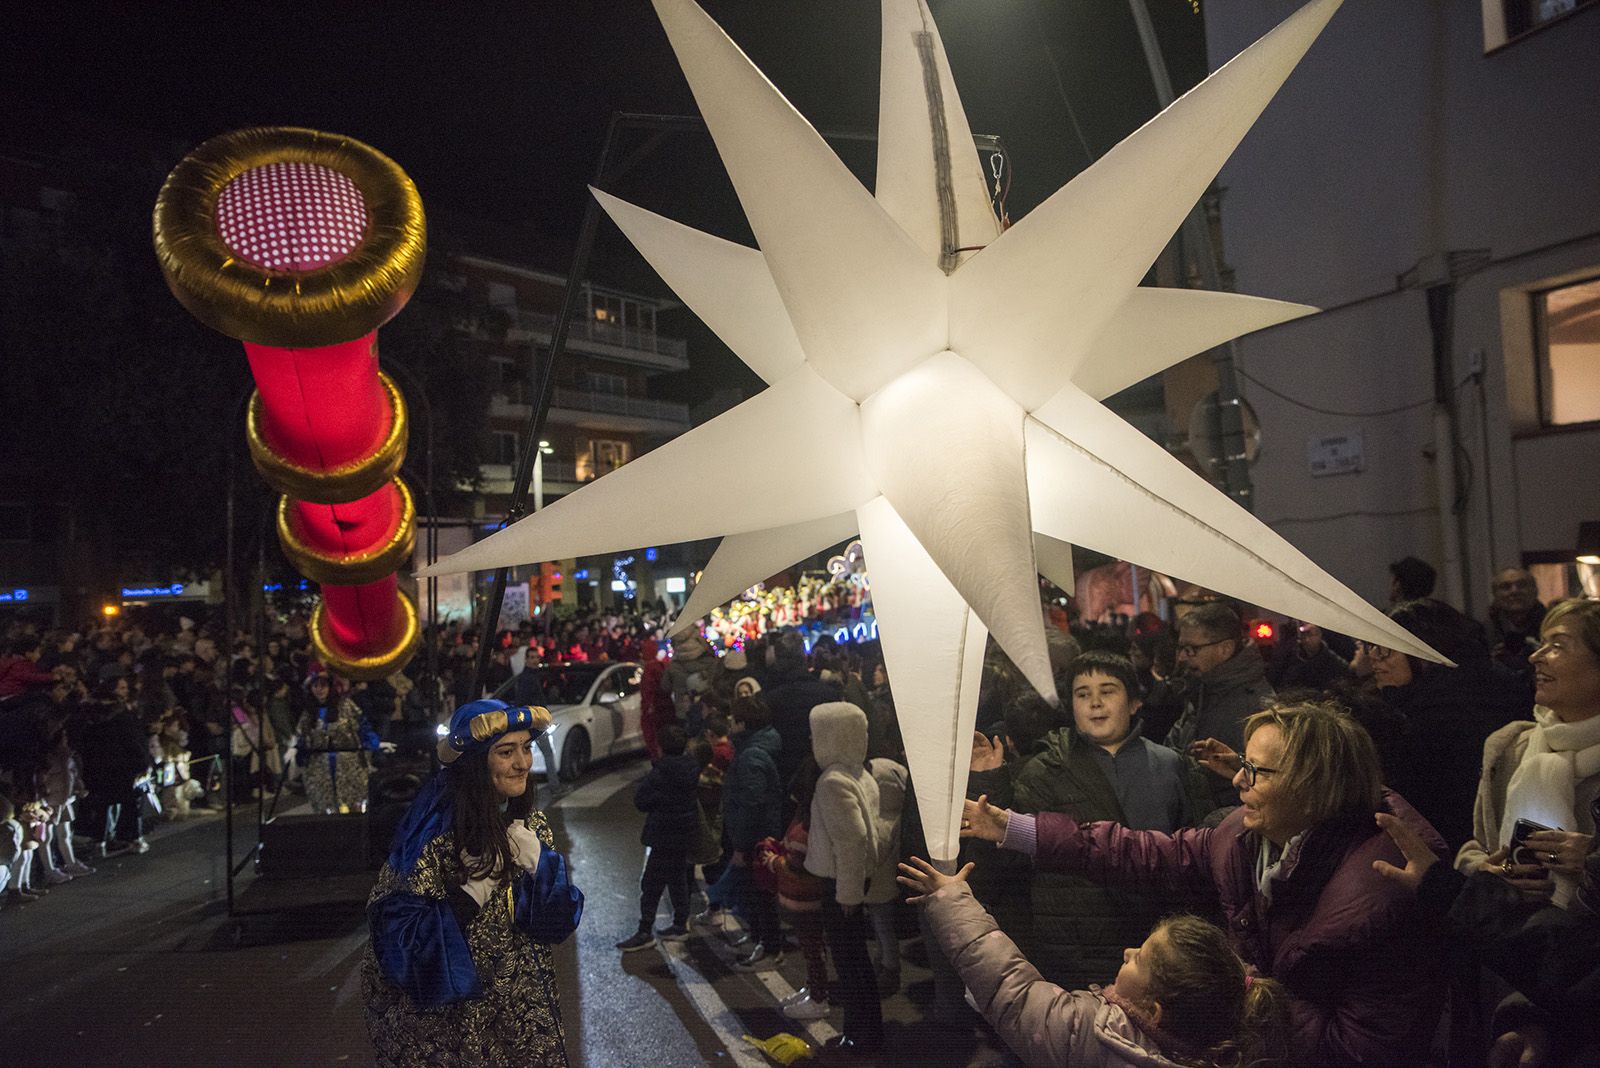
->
[449,746,533,883]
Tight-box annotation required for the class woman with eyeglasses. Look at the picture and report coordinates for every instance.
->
[961,702,1448,1068]
[1456,597,1600,912]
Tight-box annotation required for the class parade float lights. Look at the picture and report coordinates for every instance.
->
[423,0,1447,861]
[154,128,425,680]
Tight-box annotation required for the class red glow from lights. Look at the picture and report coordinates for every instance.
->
[1252,621,1276,641]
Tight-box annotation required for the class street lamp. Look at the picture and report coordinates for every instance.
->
[534,440,553,514]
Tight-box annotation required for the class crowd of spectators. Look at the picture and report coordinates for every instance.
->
[4,560,1597,1066]
[0,601,675,908]
[605,562,1597,1067]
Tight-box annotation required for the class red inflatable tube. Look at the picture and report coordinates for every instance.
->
[291,484,402,557]
[244,335,388,470]
[321,575,403,658]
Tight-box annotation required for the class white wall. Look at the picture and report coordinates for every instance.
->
[1203,0,1600,616]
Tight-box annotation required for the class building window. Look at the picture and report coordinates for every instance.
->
[584,371,627,395]
[1483,0,1595,50]
[492,431,520,466]
[590,290,657,344]
[1534,274,1600,427]
[576,439,631,481]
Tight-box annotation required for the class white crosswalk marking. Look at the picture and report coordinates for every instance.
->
[658,941,773,1068]
[550,761,649,809]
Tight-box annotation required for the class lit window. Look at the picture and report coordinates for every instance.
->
[1535,274,1600,426]
[1483,0,1595,50]
[576,439,632,481]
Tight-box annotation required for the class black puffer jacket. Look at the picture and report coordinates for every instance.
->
[1383,658,1526,853]
[634,752,702,849]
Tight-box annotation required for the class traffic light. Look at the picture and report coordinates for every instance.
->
[532,561,563,609]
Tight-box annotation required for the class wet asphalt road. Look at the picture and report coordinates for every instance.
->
[0,756,1013,1067]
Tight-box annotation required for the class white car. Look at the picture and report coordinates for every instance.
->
[506,662,645,782]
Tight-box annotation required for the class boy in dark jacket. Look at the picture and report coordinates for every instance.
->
[618,725,703,951]
[968,651,1215,988]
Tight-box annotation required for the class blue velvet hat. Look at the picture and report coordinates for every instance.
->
[387,699,551,875]
[435,698,551,764]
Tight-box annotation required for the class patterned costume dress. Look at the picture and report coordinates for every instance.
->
[362,809,573,1067]
[297,697,378,814]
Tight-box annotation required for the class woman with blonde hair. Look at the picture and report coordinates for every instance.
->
[963,701,1448,1068]
[1456,597,1600,910]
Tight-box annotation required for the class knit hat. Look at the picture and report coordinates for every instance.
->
[723,648,748,671]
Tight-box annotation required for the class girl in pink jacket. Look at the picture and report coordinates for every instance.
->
[900,856,1293,1068]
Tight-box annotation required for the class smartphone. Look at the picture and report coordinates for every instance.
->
[1509,817,1554,866]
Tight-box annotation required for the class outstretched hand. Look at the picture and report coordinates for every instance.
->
[1371,811,1439,893]
[960,794,1010,844]
[970,731,1005,773]
[1186,738,1239,780]
[896,855,974,904]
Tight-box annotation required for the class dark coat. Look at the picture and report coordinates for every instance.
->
[722,726,783,852]
[1383,659,1527,853]
[1418,850,1600,1061]
[1163,644,1274,808]
[633,752,702,849]
[77,707,150,791]
[1031,791,1449,1068]
[971,725,1214,989]
[763,663,841,785]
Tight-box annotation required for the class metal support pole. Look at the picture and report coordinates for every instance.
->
[472,115,624,697]
[1127,0,1255,511]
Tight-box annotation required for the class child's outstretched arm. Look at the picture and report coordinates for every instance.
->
[901,857,1096,1068]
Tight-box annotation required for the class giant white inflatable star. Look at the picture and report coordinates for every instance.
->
[425,0,1441,860]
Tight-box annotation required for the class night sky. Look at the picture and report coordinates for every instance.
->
[5,1,1206,259]
[0,0,1209,580]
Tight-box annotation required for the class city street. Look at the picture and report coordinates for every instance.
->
[0,755,1013,1068]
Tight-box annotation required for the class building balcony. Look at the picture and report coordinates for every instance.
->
[546,388,692,434]
[476,459,584,498]
[502,309,689,373]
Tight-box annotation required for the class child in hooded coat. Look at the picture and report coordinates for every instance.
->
[804,702,885,1054]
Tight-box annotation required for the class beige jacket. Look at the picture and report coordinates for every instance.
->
[926,881,1192,1068]
[1456,719,1600,873]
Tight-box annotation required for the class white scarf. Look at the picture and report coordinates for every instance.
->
[1500,705,1600,908]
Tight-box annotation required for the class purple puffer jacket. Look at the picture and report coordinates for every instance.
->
[1031,791,1447,1068]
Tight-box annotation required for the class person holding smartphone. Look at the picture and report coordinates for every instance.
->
[1456,598,1600,910]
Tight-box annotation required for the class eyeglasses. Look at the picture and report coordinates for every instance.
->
[1235,756,1280,788]
[1176,637,1232,657]
[1353,640,1391,661]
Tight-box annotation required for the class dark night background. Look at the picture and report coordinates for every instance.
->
[0,0,1206,593]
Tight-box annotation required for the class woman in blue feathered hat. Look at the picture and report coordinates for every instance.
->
[361,699,584,1067]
